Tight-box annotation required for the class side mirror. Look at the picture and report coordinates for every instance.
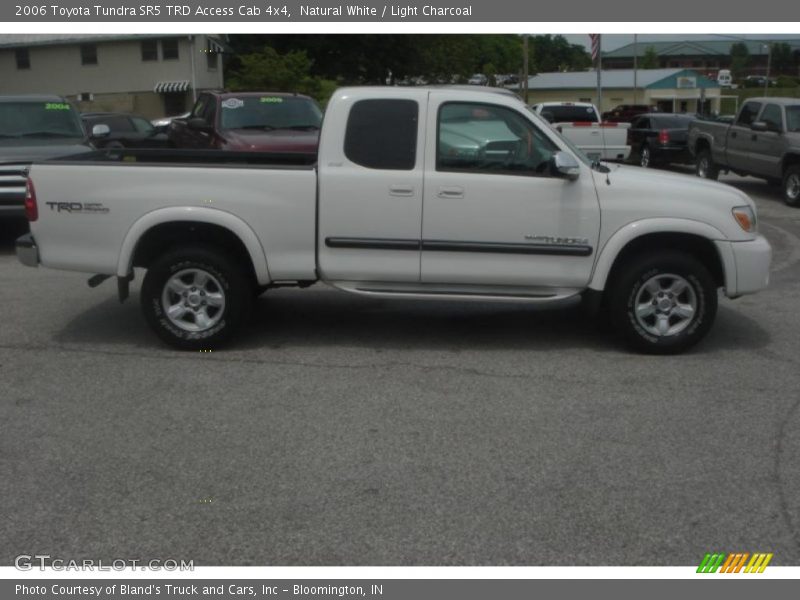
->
[188,117,211,131]
[91,123,110,138]
[552,151,580,181]
[750,121,768,132]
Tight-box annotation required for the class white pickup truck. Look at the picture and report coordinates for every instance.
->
[16,87,771,354]
[531,101,631,162]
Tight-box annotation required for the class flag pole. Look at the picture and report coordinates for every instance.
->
[596,35,603,115]
[633,34,638,105]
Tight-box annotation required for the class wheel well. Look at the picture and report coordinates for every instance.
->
[605,232,725,290]
[782,153,800,175]
[132,222,258,283]
[694,137,710,155]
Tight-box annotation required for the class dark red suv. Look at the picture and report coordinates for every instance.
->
[168,91,322,153]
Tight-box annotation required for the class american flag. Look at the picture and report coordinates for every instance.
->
[589,34,601,63]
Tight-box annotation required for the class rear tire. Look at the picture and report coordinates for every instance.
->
[639,144,653,168]
[695,149,719,181]
[783,165,800,207]
[141,246,253,350]
[608,251,718,354]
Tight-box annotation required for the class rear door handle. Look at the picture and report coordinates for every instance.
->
[751,134,758,141]
[731,131,737,138]
[437,186,464,199]
[389,185,415,197]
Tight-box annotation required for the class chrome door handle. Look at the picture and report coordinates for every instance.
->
[437,186,464,199]
[389,185,415,197]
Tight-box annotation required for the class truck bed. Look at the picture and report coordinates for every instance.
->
[28,150,319,282]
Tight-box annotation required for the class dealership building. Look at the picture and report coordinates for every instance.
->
[518,68,725,115]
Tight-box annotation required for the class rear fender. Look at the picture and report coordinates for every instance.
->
[117,206,271,285]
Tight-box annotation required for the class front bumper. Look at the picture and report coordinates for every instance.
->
[717,234,772,297]
[16,233,39,267]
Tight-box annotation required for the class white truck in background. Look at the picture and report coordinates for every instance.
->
[531,101,631,162]
[16,87,771,354]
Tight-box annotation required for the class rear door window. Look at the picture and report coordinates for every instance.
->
[344,99,418,170]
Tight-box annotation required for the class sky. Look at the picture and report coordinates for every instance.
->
[564,34,800,51]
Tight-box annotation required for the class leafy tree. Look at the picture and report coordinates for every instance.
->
[640,46,659,69]
[771,42,794,75]
[226,46,322,98]
[529,35,591,73]
[730,42,751,80]
[225,34,590,88]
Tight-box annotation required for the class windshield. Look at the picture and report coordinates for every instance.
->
[0,101,85,142]
[219,96,323,131]
[541,105,598,123]
[787,106,800,132]
[526,105,594,168]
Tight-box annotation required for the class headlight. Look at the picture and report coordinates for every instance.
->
[732,205,756,233]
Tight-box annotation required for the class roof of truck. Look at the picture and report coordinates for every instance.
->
[740,97,800,106]
[0,94,68,102]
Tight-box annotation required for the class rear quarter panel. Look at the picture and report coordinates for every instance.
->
[29,162,317,282]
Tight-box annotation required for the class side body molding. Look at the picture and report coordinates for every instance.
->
[116,206,272,285]
[588,218,731,292]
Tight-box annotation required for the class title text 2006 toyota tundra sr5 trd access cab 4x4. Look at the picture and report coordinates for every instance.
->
[689,97,800,205]
[16,87,772,354]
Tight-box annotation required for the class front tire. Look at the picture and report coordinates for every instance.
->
[783,165,800,207]
[141,246,253,350]
[608,252,718,354]
[695,149,719,181]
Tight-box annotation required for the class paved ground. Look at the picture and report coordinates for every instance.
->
[1,171,799,566]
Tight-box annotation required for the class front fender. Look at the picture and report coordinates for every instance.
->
[588,218,732,292]
[117,206,271,285]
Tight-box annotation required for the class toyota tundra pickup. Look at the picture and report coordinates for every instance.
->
[688,97,800,206]
[16,86,772,354]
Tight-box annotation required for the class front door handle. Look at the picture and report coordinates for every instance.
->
[751,134,758,141]
[389,185,415,197]
[731,131,738,138]
[437,186,464,199]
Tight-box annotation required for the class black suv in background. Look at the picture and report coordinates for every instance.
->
[82,112,170,149]
[0,95,93,217]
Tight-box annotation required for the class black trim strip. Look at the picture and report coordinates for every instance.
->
[423,240,592,256]
[325,237,421,250]
[355,287,556,299]
[325,237,592,257]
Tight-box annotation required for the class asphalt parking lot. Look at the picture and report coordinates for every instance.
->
[1,170,799,566]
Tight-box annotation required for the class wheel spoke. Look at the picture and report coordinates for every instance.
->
[668,278,688,296]
[194,310,213,330]
[167,278,189,295]
[166,303,188,321]
[636,302,656,319]
[193,270,210,288]
[205,292,224,308]
[656,314,671,335]
[644,278,662,295]
[673,302,695,320]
